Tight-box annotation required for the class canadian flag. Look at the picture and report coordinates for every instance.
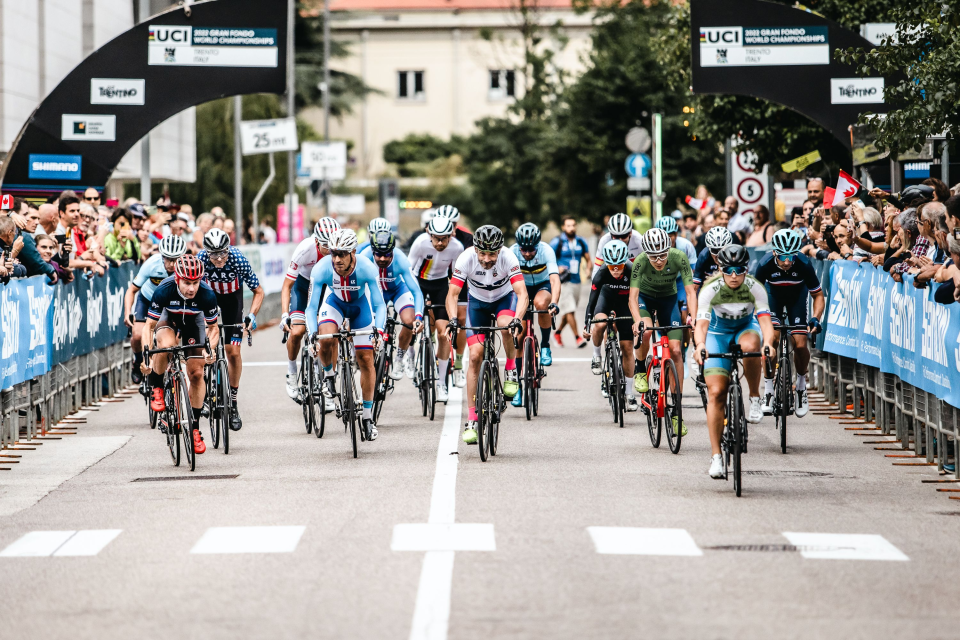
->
[685,195,715,210]
[832,170,861,207]
[0,194,12,210]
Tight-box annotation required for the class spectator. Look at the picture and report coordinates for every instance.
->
[724,196,752,240]
[807,177,825,208]
[223,218,237,245]
[0,215,27,281]
[923,177,951,203]
[192,212,215,249]
[745,205,774,246]
[37,203,58,235]
[33,234,70,282]
[550,215,591,348]
[944,195,960,234]
[55,196,103,276]
[918,202,946,262]
[22,204,41,235]
[931,235,960,303]
[888,210,926,280]
[694,213,716,254]
[681,211,698,242]
[851,206,885,260]
[82,187,101,208]
[103,209,141,263]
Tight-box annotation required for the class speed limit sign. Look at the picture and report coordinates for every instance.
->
[737,177,764,204]
[730,145,768,214]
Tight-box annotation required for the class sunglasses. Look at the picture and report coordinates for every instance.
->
[649,253,668,262]
[372,250,393,258]
[209,251,229,260]
[84,196,100,201]
[721,265,747,276]
[331,250,352,259]
[774,253,797,261]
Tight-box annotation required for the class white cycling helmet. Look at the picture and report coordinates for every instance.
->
[704,226,733,252]
[427,216,456,237]
[642,228,671,255]
[327,228,358,253]
[158,234,187,259]
[607,212,633,236]
[368,217,391,235]
[203,228,230,252]
[421,209,436,228]
[434,204,460,222]
[313,217,341,247]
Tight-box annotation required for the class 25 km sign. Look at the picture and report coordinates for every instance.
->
[239,117,298,156]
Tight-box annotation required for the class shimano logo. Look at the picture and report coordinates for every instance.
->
[28,286,52,351]
[1,288,19,359]
[922,298,949,367]
[863,277,885,341]
[889,288,915,351]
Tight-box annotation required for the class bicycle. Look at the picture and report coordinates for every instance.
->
[587,315,634,429]
[640,324,691,454]
[315,320,375,459]
[283,321,324,438]
[768,323,808,454]
[203,320,252,455]
[139,373,158,430]
[145,343,207,472]
[373,310,412,423]
[452,324,515,462]
[413,296,444,421]
[700,344,763,497]
[519,304,554,420]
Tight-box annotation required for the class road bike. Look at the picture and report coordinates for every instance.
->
[203,320,252,454]
[519,304,554,420]
[588,315,634,429]
[315,321,375,459]
[700,344,763,497]
[414,296,444,421]
[769,323,808,454]
[373,310,412,423]
[640,324,690,454]
[146,343,207,472]
[139,372,158,430]
[453,324,515,462]
[283,321,324,438]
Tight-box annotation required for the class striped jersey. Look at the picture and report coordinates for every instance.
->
[198,247,260,295]
[451,247,523,303]
[407,232,464,281]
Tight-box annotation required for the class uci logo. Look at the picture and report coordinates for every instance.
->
[700,27,741,45]
[149,25,191,44]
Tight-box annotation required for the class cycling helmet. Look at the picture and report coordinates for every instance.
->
[434,205,460,222]
[327,228,358,253]
[474,225,505,252]
[899,184,934,207]
[203,228,230,253]
[515,222,541,249]
[421,209,435,228]
[704,226,733,252]
[601,239,629,266]
[427,216,456,237]
[174,254,204,281]
[642,228,671,255]
[368,217,391,235]
[715,244,749,270]
[313,217,341,246]
[655,216,679,235]
[607,212,633,236]
[158,234,187,259]
[370,229,396,254]
[771,228,803,256]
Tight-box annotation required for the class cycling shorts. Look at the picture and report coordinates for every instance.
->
[216,290,245,345]
[319,293,375,349]
[704,317,761,378]
[526,279,552,299]
[133,293,150,323]
[636,290,683,340]
[418,277,450,321]
[289,275,311,323]
[466,291,517,346]
[593,291,633,342]
[768,292,808,335]
[155,310,207,357]
[384,284,416,316]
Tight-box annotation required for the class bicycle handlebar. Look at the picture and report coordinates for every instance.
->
[776,324,811,331]
[700,346,771,360]
[145,341,210,357]
[586,316,635,325]
[640,324,693,332]
[314,328,376,341]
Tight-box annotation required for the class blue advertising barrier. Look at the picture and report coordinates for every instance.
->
[822,260,959,408]
[1,263,133,389]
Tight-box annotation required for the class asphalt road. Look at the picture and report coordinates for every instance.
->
[2,322,959,640]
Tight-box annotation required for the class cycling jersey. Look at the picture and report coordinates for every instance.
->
[585,262,633,341]
[407,232,465,281]
[692,247,720,286]
[629,248,693,297]
[286,237,323,281]
[133,253,171,301]
[147,276,220,324]
[752,252,821,296]
[451,247,523,303]
[696,274,770,330]
[358,246,424,320]
[550,234,590,284]
[305,254,387,339]
[199,247,260,295]
[511,241,559,287]
[592,230,643,277]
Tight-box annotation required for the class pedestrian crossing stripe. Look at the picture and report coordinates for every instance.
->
[190,526,306,554]
[588,527,703,556]
[0,530,122,557]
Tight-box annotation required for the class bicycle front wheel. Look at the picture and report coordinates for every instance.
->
[664,358,683,454]
[523,338,535,421]
[477,361,491,462]
[174,370,195,472]
[342,362,359,458]
[729,381,744,497]
[206,367,221,451]
[777,346,792,454]
[217,360,230,455]
[373,347,389,423]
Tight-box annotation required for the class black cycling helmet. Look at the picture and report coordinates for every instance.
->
[515,222,541,249]
[899,184,934,208]
[474,225,505,252]
[369,229,396,254]
[715,244,749,269]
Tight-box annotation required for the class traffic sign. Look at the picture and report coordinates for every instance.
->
[625,127,651,153]
[730,144,769,214]
[627,177,650,191]
[625,153,651,178]
[301,141,347,180]
[239,117,298,156]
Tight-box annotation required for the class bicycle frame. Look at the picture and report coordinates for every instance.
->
[640,325,692,418]
[315,321,376,458]
[453,323,514,461]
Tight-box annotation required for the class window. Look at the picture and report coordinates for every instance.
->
[397,70,425,100]
[488,69,516,100]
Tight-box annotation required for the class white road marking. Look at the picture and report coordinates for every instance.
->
[243,361,291,367]
[0,436,131,517]
[190,526,306,554]
[0,531,76,557]
[392,523,496,552]
[782,532,909,561]
[588,527,703,557]
[54,529,123,556]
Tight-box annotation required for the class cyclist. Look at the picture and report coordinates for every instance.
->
[592,212,643,278]
[510,222,561,407]
[359,228,424,379]
[433,205,474,388]
[693,245,775,478]
[305,229,387,442]
[446,225,527,444]
[583,240,638,411]
[357,217,392,254]
[140,255,221,455]
[281,217,340,400]
[125,235,187,384]
[753,228,824,418]
[407,215,465,402]
[656,216,698,331]
[693,226,733,290]
[198,228,265,431]
[628,228,697,432]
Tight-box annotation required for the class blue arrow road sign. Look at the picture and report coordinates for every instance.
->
[625,153,651,178]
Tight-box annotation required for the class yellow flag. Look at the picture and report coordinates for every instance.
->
[781,150,821,173]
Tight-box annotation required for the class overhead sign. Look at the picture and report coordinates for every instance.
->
[61,114,116,141]
[700,26,828,67]
[624,153,651,178]
[239,117,298,155]
[830,77,884,104]
[781,149,821,173]
[90,78,145,105]
[148,25,278,67]
[28,155,82,180]
[625,127,651,153]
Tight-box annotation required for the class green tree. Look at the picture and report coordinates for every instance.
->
[383,133,466,177]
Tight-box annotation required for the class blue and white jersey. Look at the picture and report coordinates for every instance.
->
[133,253,171,301]
[147,276,220,324]
[198,247,260,295]
[359,246,424,318]
[511,241,559,287]
[305,254,387,334]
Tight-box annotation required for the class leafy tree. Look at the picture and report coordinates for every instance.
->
[383,133,466,176]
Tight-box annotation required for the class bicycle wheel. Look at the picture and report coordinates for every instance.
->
[342,361,358,458]
[663,358,683,454]
[301,350,314,434]
[476,361,491,462]
[697,374,709,411]
[523,338,535,421]
[217,360,230,455]
[373,347,389,423]
[777,344,792,454]
[165,407,180,467]
[206,367,221,450]
[605,341,619,423]
[532,357,541,417]
[729,381,743,497]
[174,370,195,472]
